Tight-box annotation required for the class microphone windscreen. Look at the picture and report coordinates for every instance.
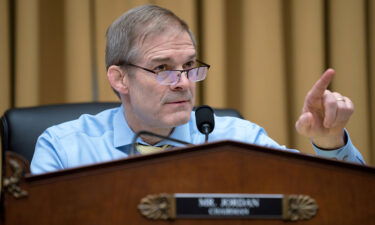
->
[195,105,215,134]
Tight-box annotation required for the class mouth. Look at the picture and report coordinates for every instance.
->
[166,100,190,105]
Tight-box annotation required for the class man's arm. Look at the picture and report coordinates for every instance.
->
[31,130,66,174]
[312,130,365,164]
[251,123,364,164]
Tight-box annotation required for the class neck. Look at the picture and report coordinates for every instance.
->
[140,129,173,145]
[122,106,173,145]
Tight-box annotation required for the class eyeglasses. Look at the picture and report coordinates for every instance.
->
[118,60,210,85]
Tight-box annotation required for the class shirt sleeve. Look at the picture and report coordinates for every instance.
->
[252,125,364,164]
[313,130,365,164]
[251,127,299,153]
[30,129,67,174]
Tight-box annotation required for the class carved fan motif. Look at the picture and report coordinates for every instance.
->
[287,195,318,221]
[138,194,175,220]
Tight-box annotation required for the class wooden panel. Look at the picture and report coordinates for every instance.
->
[0,0,10,114]
[289,0,325,154]
[39,0,66,104]
[329,0,370,162]
[15,0,40,107]
[369,0,375,164]
[3,141,375,225]
[242,0,288,145]
[226,0,245,111]
[64,0,93,102]
[202,0,227,107]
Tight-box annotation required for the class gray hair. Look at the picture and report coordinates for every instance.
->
[105,5,196,70]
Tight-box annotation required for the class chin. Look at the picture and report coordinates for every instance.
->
[162,110,191,127]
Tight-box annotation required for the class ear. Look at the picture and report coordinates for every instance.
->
[107,65,129,94]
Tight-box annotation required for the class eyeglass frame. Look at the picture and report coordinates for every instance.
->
[116,59,210,85]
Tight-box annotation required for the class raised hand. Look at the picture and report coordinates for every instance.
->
[295,69,354,149]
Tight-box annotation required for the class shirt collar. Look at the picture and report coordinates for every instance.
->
[113,106,193,148]
[158,122,192,147]
[113,106,135,148]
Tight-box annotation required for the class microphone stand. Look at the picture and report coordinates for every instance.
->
[131,130,194,156]
[201,124,211,142]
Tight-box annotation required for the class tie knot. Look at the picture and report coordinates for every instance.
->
[136,143,172,155]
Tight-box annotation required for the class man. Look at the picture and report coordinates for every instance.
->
[31,5,364,174]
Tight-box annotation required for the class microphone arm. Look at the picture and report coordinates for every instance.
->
[130,130,194,156]
[202,124,211,142]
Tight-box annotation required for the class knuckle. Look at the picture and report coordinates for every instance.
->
[346,107,354,116]
[325,99,337,108]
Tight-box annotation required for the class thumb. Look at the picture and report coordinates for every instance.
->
[295,112,313,135]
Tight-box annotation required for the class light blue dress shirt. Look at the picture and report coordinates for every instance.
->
[31,106,364,174]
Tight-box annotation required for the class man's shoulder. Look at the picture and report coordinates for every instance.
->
[214,115,261,131]
[188,111,263,132]
[44,107,121,139]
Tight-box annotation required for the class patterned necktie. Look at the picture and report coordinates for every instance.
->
[136,143,172,155]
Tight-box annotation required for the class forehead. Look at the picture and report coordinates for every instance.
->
[137,30,196,64]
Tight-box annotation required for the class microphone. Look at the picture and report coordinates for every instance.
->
[131,130,194,156]
[195,105,215,142]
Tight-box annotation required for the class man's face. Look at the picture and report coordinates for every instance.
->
[123,30,196,132]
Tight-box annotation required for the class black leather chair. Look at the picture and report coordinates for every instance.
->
[1,102,242,162]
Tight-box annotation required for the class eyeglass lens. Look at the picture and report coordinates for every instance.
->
[157,67,208,85]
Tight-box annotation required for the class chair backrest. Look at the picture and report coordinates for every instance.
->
[1,102,243,162]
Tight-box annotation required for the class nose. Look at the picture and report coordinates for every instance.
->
[170,71,191,90]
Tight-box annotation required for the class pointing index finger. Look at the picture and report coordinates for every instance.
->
[308,68,335,100]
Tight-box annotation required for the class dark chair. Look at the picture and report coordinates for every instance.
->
[1,102,242,162]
